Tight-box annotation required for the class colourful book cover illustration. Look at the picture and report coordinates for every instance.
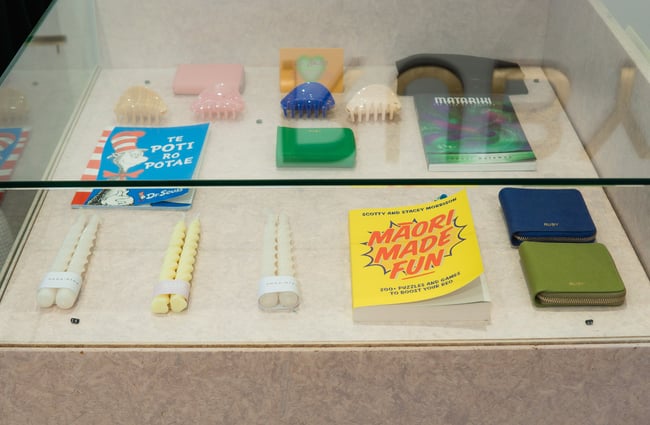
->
[348,190,490,323]
[414,94,536,171]
[71,123,209,209]
[0,127,29,181]
[0,127,29,203]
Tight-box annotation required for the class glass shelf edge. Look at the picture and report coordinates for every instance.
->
[0,178,649,190]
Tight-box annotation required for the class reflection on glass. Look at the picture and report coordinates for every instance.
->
[0,0,98,288]
[0,0,98,182]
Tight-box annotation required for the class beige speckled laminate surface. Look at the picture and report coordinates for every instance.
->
[1,345,649,424]
[1,185,649,346]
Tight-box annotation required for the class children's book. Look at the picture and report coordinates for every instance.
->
[0,127,30,203]
[414,94,536,171]
[71,123,209,209]
[348,190,490,323]
[0,127,29,181]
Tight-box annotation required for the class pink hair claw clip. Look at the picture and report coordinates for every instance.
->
[191,83,245,120]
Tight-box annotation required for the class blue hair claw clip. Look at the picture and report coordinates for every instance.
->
[280,82,335,118]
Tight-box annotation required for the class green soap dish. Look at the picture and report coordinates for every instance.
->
[276,126,356,168]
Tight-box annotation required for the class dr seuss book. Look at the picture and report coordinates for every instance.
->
[71,123,209,209]
[0,127,29,203]
[348,190,489,323]
[0,127,29,182]
[414,95,536,171]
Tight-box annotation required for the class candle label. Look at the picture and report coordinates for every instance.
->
[153,280,191,298]
[39,272,82,292]
[258,275,298,298]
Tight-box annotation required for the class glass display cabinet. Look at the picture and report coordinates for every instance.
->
[1,0,648,423]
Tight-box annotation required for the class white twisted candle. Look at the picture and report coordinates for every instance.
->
[55,214,100,309]
[276,213,299,308]
[37,214,87,308]
[258,214,279,308]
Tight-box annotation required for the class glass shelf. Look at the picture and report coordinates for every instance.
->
[0,1,647,188]
[5,64,642,188]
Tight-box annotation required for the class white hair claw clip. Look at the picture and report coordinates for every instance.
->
[345,84,401,122]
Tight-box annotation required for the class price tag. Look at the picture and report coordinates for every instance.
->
[153,280,190,298]
[39,272,82,294]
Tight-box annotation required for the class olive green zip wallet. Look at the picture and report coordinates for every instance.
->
[519,242,626,307]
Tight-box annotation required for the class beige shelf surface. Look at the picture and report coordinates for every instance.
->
[1,66,649,346]
[0,186,648,346]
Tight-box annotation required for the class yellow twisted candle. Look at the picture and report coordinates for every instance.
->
[151,219,186,314]
[170,218,200,312]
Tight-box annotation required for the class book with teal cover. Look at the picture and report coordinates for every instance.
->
[414,95,536,171]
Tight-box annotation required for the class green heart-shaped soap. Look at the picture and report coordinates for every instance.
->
[296,55,327,82]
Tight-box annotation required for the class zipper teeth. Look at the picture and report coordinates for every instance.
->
[536,293,625,306]
[515,235,596,243]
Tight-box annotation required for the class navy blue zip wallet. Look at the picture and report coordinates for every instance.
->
[498,188,597,246]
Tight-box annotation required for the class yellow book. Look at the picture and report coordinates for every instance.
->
[348,189,490,323]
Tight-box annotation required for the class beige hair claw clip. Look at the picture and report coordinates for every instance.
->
[114,86,167,124]
[345,84,401,122]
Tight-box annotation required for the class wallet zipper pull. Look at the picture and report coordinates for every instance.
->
[536,292,626,306]
[514,234,597,243]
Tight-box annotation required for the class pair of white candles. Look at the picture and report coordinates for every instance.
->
[37,214,100,309]
[258,213,300,310]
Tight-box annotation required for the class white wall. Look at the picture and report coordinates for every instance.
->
[600,0,650,48]
[94,0,550,68]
